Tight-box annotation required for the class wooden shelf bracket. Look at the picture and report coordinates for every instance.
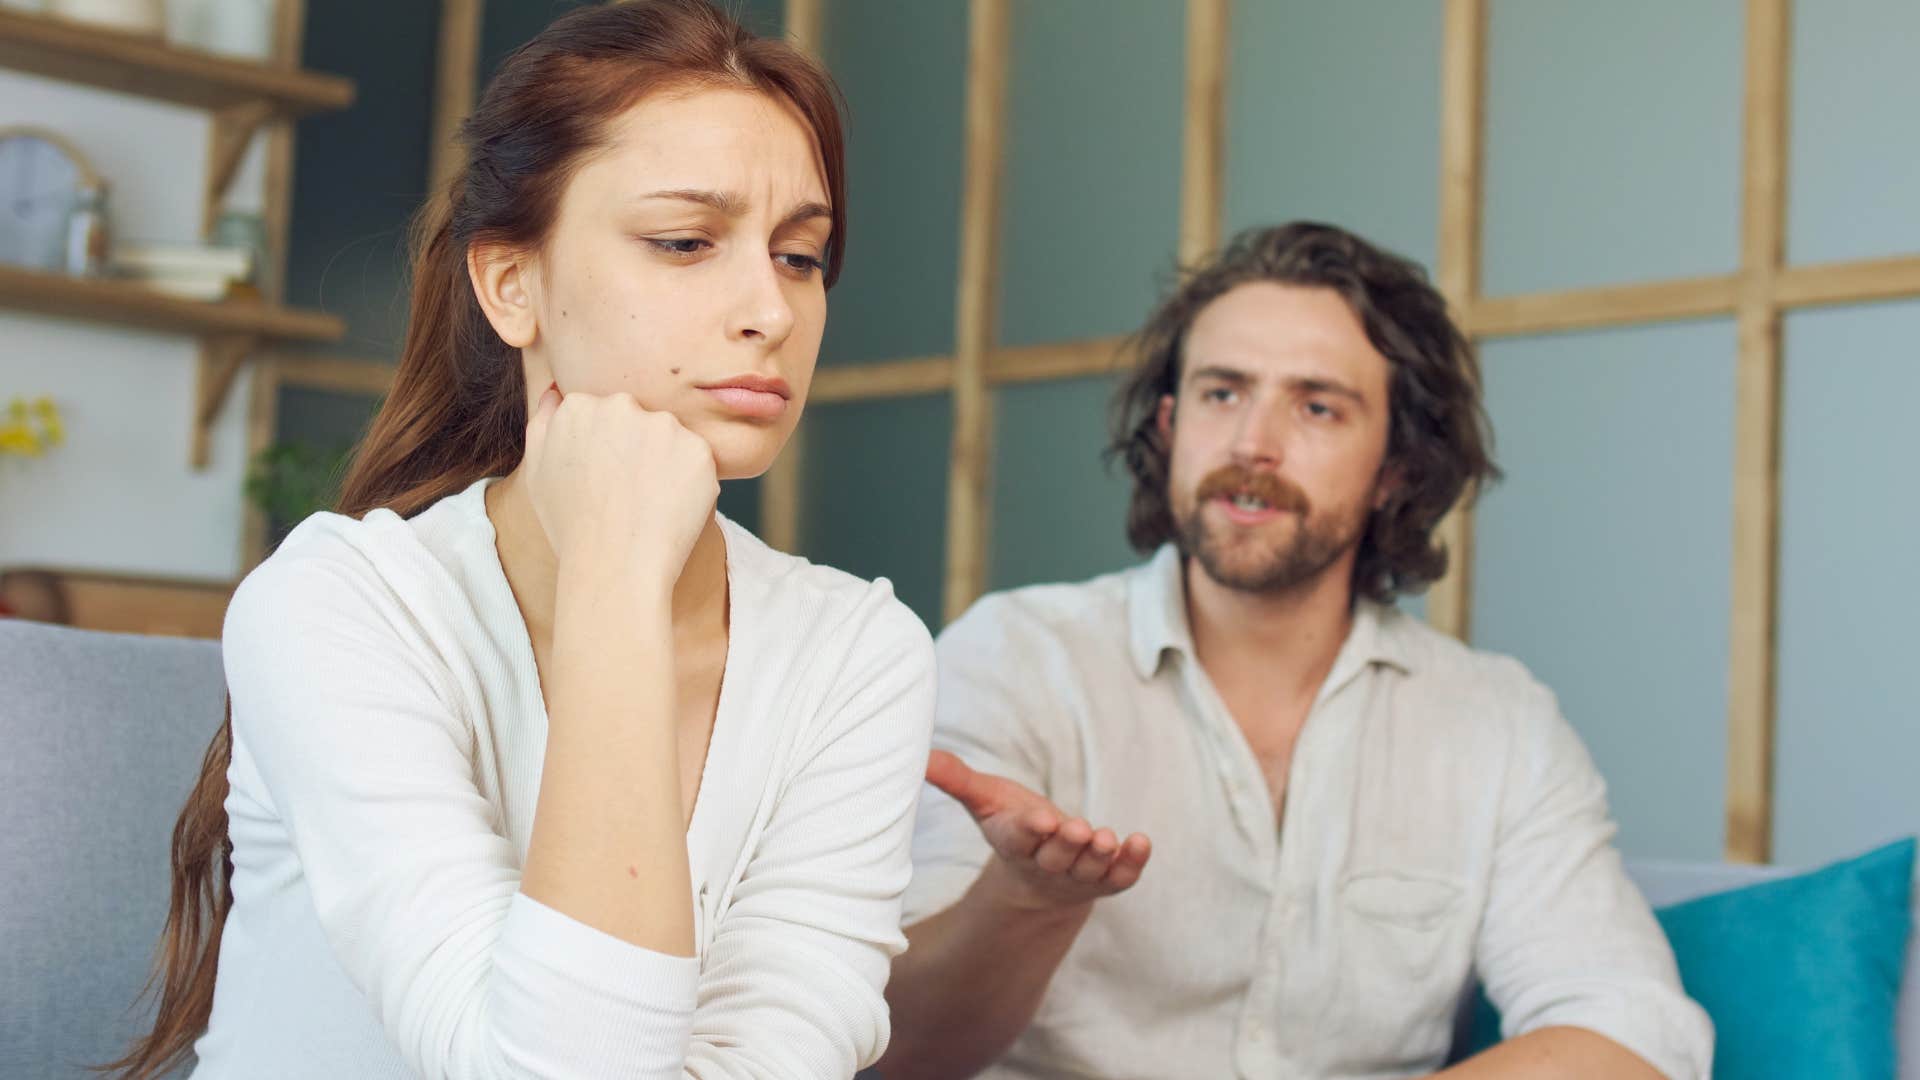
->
[204,101,275,229]
[191,332,258,468]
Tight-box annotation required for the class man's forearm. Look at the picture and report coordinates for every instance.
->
[879,863,1093,1080]
[1434,1027,1667,1080]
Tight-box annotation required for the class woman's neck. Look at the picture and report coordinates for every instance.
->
[484,469,730,649]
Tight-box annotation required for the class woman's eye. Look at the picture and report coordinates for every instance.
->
[647,237,710,256]
[776,252,824,275]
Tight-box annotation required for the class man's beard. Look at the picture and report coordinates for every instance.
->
[1172,464,1367,594]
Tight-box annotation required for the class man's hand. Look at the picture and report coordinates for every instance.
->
[881,752,1155,1079]
[925,749,1152,912]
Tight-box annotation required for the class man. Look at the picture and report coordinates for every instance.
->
[877,223,1711,1079]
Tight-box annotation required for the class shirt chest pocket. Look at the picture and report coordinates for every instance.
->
[1339,870,1465,982]
[1328,870,1472,1066]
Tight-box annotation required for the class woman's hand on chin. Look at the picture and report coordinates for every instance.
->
[520,383,719,589]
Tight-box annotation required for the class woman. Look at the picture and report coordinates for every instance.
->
[111,3,933,1077]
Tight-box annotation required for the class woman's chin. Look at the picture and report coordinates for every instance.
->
[675,410,797,483]
[708,437,785,483]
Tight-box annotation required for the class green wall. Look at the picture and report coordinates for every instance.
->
[798,1,1920,865]
[277,3,1920,866]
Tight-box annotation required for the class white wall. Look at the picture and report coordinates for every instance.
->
[0,67,267,580]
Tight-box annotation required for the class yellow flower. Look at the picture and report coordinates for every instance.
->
[34,398,64,446]
[0,395,62,456]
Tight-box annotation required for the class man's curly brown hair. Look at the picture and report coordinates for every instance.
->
[1107,221,1499,604]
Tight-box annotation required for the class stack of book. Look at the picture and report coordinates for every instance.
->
[110,244,255,302]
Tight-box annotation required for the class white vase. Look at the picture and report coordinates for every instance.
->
[49,0,164,34]
[162,0,202,46]
[198,0,272,60]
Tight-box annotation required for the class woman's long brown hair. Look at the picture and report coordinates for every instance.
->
[108,3,846,1075]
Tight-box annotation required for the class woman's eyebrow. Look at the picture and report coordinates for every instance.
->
[636,188,747,215]
[780,202,832,229]
[634,189,830,231]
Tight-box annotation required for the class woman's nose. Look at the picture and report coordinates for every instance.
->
[728,255,796,345]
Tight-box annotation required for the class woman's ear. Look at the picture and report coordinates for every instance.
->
[467,242,539,349]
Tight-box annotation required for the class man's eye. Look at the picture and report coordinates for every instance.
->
[1202,387,1237,404]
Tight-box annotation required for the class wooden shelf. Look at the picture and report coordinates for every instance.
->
[4,567,236,639]
[0,3,351,472]
[0,264,342,342]
[0,265,344,467]
[0,10,353,114]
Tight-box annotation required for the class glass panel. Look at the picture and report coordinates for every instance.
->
[1773,300,1920,864]
[1481,0,1742,296]
[817,0,968,367]
[289,0,439,349]
[997,0,1183,349]
[988,374,1139,593]
[1472,320,1736,859]
[1785,0,1920,265]
[798,394,953,629]
[1225,0,1443,272]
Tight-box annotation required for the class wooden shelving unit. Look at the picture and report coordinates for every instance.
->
[0,264,341,341]
[4,566,237,639]
[0,10,351,113]
[0,4,354,467]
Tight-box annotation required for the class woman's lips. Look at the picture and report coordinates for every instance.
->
[698,376,792,420]
[702,385,789,419]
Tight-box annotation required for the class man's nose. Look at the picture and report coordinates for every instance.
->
[1228,398,1287,467]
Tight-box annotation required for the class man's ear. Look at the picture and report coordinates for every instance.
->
[467,242,539,349]
[1156,393,1176,439]
[1372,461,1406,512]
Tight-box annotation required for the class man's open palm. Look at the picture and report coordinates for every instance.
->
[925,749,1152,911]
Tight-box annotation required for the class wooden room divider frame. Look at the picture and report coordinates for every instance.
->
[416,0,1919,863]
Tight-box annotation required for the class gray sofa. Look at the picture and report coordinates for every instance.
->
[3,618,1916,1079]
[1,621,221,1080]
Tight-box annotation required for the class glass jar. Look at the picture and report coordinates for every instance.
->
[65,181,109,278]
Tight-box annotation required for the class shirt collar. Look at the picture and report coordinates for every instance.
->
[1126,543,1416,683]
[1127,544,1195,679]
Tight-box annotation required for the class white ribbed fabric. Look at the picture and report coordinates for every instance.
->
[192,477,935,1079]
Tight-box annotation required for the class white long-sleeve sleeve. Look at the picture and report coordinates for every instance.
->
[222,550,700,1079]
[685,595,935,1077]
[194,482,935,1080]
[1474,677,1716,1080]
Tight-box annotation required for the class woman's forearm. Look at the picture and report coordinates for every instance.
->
[520,552,693,957]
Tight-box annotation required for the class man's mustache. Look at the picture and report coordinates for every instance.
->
[1194,465,1309,514]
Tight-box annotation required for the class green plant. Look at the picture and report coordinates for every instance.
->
[246,441,353,525]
